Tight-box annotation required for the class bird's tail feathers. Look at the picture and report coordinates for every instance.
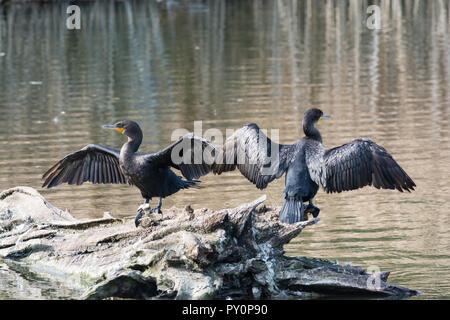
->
[279,197,305,224]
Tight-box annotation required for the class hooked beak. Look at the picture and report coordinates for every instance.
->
[318,114,331,122]
[102,124,124,133]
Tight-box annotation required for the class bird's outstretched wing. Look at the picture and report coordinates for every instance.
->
[148,133,217,180]
[212,123,297,190]
[42,144,129,188]
[306,138,416,193]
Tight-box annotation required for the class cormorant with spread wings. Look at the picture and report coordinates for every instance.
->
[42,120,216,226]
[213,108,416,224]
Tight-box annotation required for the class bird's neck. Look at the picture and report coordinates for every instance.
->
[121,133,142,155]
[303,121,322,143]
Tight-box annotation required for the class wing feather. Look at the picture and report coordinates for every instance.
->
[146,133,217,180]
[42,144,128,188]
[306,138,415,193]
[213,123,297,190]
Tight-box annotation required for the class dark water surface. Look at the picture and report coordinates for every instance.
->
[0,0,449,299]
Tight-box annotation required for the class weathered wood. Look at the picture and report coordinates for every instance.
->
[0,186,419,299]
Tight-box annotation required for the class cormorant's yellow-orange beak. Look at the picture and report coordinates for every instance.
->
[102,125,124,133]
[318,114,331,122]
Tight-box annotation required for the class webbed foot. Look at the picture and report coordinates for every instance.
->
[135,209,145,227]
[138,203,151,212]
[304,203,320,218]
[135,203,152,227]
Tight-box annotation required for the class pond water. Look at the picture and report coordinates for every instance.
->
[0,0,449,299]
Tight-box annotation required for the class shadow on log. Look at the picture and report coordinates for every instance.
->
[0,187,419,299]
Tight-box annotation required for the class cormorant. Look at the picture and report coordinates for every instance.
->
[42,120,216,226]
[213,108,416,224]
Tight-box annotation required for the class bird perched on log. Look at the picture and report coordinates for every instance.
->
[213,108,416,224]
[42,120,216,227]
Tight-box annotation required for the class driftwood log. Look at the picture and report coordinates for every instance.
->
[0,187,419,299]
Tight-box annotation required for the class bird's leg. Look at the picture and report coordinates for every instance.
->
[299,201,307,222]
[151,197,163,215]
[135,198,151,227]
[304,199,320,218]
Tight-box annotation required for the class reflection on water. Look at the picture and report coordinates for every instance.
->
[0,0,449,299]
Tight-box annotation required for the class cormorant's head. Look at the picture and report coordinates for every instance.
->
[102,120,141,138]
[303,108,330,125]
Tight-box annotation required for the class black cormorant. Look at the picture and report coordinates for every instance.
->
[42,120,216,226]
[213,108,416,224]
